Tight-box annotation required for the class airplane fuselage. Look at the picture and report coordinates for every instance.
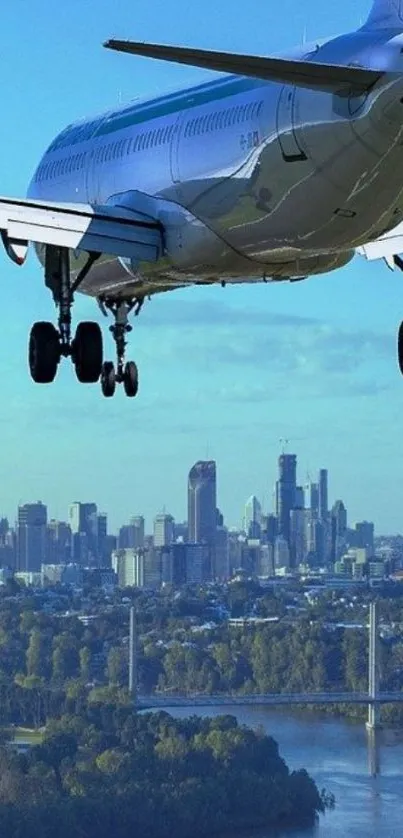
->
[28,28,403,298]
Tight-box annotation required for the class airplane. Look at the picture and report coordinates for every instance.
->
[2,0,403,398]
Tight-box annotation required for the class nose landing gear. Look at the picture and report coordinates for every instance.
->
[98,297,142,398]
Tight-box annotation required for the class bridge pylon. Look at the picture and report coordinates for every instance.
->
[366,600,381,732]
[129,606,138,707]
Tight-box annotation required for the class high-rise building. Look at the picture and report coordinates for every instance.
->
[309,483,319,516]
[354,521,375,554]
[276,454,297,545]
[318,469,328,522]
[188,461,217,544]
[153,513,175,547]
[274,535,290,570]
[290,508,306,567]
[295,486,305,509]
[215,526,229,579]
[46,520,72,564]
[68,502,98,563]
[331,500,347,562]
[131,516,145,548]
[243,495,262,539]
[17,502,47,572]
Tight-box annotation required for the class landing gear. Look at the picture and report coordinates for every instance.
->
[101,361,116,398]
[98,298,142,398]
[28,245,142,398]
[29,246,103,386]
[72,322,103,383]
[29,321,60,383]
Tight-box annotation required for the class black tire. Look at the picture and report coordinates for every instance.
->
[398,322,403,376]
[101,361,116,398]
[123,361,139,398]
[29,322,60,384]
[72,322,103,383]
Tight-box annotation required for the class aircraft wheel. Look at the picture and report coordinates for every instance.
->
[101,361,116,398]
[29,322,60,384]
[72,322,103,383]
[123,361,139,398]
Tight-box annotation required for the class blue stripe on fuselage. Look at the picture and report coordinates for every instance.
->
[50,74,266,152]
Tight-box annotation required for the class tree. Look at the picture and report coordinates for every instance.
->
[107,647,127,686]
[26,630,45,678]
[79,647,91,683]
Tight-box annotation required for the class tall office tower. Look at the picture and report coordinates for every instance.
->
[96,513,109,566]
[318,469,328,522]
[274,534,290,570]
[46,520,72,564]
[188,461,217,578]
[215,526,230,579]
[68,502,98,563]
[354,521,375,554]
[262,514,278,545]
[153,513,175,547]
[17,502,47,572]
[243,495,262,539]
[295,486,305,510]
[185,543,209,584]
[112,549,145,587]
[331,500,347,563]
[290,508,306,568]
[310,483,319,516]
[160,543,188,586]
[276,454,297,545]
[131,515,145,548]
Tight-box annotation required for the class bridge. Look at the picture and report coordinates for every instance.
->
[128,601,402,730]
[136,690,403,710]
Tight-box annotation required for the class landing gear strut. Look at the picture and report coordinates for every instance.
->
[28,246,103,385]
[98,297,143,398]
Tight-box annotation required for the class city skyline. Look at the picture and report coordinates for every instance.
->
[0,454,394,540]
[2,448,381,536]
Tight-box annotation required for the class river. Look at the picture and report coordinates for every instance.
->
[162,706,403,838]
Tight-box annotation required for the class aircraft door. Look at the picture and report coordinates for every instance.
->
[85,144,101,203]
[276,85,307,163]
[170,112,186,194]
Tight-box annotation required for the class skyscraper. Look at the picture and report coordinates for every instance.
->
[68,502,98,563]
[276,454,297,545]
[309,483,319,516]
[153,513,175,547]
[331,500,347,562]
[188,461,217,545]
[17,502,47,572]
[243,495,262,539]
[318,469,328,522]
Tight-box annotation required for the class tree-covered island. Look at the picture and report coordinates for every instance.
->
[0,707,331,838]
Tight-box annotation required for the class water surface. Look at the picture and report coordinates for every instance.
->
[165,705,403,838]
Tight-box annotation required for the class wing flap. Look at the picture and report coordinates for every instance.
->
[0,197,163,262]
[104,39,384,93]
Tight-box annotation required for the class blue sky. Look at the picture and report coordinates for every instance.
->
[0,0,402,534]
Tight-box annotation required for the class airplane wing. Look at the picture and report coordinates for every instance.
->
[357,222,403,265]
[0,197,163,266]
[104,39,385,94]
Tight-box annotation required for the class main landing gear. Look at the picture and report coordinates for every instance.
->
[28,246,142,398]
